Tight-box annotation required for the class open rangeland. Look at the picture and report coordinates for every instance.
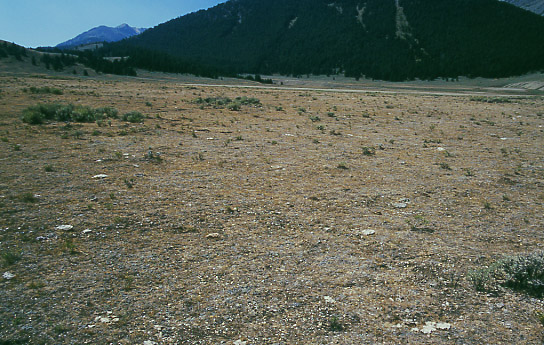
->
[0,71,543,344]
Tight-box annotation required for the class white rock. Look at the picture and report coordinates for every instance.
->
[3,272,15,280]
[419,321,451,334]
[359,229,376,236]
[205,233,221,239]
[92,174,108,179]
[437,147,445,151]
[143,341,157,345]
[392,202,408,209]
[234,340,247,345]
[324,296,336,303]
[82,229,92,234]
[420,322,436,334]
[55,225,73,231]
[435,322,451,330]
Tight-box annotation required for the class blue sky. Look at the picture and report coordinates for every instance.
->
[0,0,227,47]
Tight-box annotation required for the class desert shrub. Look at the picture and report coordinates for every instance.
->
[122,111,145,123]
[227,103,241,111]
[2,250,21,266]
[470,96,511,103]
[235,96,261,106]
[22,103,122,124]
[19,192,37,203]
[194,96,260,110]
[25,86,63,95]
[22,103,62,124]
[72,106,96,122]
[54,104,75,122]
[94,107,118,119]
[362,146,376,156]
[470,251,544,297]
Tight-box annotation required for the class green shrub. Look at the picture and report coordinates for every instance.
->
[22,103,122,124]
[22,103,62,124]
[362,146,376,156]
[94,107,118,119]
[470,251,544,297]
[122,111,145,123]
[54,104,75,122]
[194,96,260,110]
[227,103,241,111]
[26,86,63,95]
[19,192,37,203]
[2,250,21,266]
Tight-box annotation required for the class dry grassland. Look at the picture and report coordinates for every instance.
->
[0,72,543,344]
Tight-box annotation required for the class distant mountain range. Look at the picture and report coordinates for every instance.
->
[56,24,146,49]
[106,0,544,81]
[501,0,544,15]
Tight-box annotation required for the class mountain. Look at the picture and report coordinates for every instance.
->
[500,0,544,15]
[57,24,146,49]
[108,0,544,81]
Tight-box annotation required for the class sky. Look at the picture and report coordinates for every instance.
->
[0,0,227,48]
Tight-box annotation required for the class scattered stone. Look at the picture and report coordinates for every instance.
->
[418,321,452,334]
[324,296,336,303]
[3,272,15,280]
[233,340,247,345]
[436,322,452,330]
[82,229,92,234]
[94,312,119,324]
[392,198,410,208]
[358,229,376,236]
[92,174,108,179]
[270,165,284,170]
[143,341,158,345]
[206,233,221,239]
[36,233,57,241]
[437,147,445,151]
[55,225,73,231]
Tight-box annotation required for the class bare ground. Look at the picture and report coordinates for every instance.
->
[0,69,543,344]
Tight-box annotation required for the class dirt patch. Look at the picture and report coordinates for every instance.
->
[0,72,543,344]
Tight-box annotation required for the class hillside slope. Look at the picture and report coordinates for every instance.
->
[110,0,544,80]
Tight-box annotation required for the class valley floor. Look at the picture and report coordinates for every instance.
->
[0,70,543,344]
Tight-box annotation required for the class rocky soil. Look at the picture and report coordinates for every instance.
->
[0,71,543,344]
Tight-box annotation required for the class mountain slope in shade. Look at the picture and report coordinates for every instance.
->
[501,0,544,15]
[57,24,146,48]
[110,0,544,81]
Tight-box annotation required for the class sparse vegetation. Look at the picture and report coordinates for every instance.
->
[470,96,511,103]
[2,250,21,266]
[21,103,121,125]
[470,251,544,297]
[121,111,145,123]
[329,316,344,332]
[19,192,37,203]
[362,146,376,156]
[1,66,542,344]
[439,162,451,170]
[194,96,261,110]
[24,86,63,95]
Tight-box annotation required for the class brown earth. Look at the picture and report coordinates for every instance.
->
[0,67,543,344]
